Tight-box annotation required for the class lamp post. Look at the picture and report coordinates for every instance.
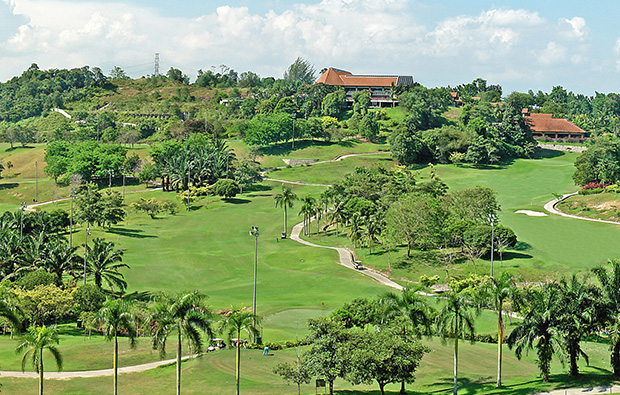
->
[19,202,26,240]
[83,226,91,285]
[108,170,114,189]
[249,226,259,342]
[122,173,126,203]
[69,188,76,248]
[291,113,296,149]
[34,161,38,202]
[488,214,496,277]
[226,150,230,179]
[186,162,193,212]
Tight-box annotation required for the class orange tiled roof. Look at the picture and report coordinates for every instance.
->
[315,68,398,87]
[525,113,585,134]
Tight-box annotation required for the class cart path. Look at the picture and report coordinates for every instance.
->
[23,187,162,212]
[544,192,620,225]
[0,353,199,379]
[290,220,403,291]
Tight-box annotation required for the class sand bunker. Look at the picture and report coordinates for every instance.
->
[515,210,548,217]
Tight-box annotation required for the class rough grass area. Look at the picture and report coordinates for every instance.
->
[557,192,620,222]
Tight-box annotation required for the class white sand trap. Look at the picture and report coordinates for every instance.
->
[515,210,548,217]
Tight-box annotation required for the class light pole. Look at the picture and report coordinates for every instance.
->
[83,226,91,285]
[186,162,193,212]
[34,161,38,202]
[109,169,114,189]
[122,173,126,203]
[226,150,230,179]
[19,202,25,240]
[249,226,259,342]
[291,113,296,149]
[69,188,76,248]
[489,214,496,277]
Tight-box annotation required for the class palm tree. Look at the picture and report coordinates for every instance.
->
[16,325,63,395]
[86,238,128,293]
[0,297,20,335]
[592,259,620,377]
[435,290,477,395]
[327,199,346,237]
[273,185,297,237]
[42,239,79,287]
[479,272,520,388]
[149,291,213,395]
[557,274,597,376]
[93,299,137,395]
[362,215,382,254]
[219,306,259,395]
[298,195,316,237]
[507,283,563,382]
[381,287,433,394]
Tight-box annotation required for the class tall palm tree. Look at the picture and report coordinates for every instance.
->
[86,238,128,293]
[219,306,259,395]
[479,272,520,388]
[273,185,297,237]
[149,291,213,395]
[381,287,433,394]
[93,299,137,395]
[557,274,597,376]
[507,283,563,382]
[435,290,477,395]
[299,195,316,237]
[592,259,620,377]
[0,297,20,334]
[16,325,63,395]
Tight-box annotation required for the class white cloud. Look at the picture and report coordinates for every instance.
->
[561,16,588,41]
[538,42,568,65]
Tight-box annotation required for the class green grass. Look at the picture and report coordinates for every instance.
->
[556,192,620,221]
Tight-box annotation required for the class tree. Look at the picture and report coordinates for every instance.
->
[321,90,346,118]
[557,274,597,376]
[93,299,137,395]
[389,129,431,165]
[219,306,259,395]
[299,195,316,237]
[381,287,434,394]
[592,259,620,377]
[213,178,240,199]
[16,325,63,395]
[41,239,79,287]
[273,350,311,395]
[479,273,520,388]
[86,238,128,293]
[344,328,428,395]
[0,297,20,333]
[273,185,297,237]
[304,317,348,395]
[435,289,477,395]
[283,57,316,85]
[150,291,213,395]
[139,163,159,186]
[359,113,380,141]
[507,283,563,382]
[101,190,126,230]
[75,183,104,227]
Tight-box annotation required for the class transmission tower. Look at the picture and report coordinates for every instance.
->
[154,53,160,76]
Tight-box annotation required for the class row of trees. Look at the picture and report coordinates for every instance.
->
[2,290,260,395]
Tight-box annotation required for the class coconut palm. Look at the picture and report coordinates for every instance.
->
[435,289,477,395]
[327,200,346,237]
[299,195,316,236]
[507,283,563,382]
[16,325,63,395]
[149,291,213,395]
[0,297,20,334]
[93,299,137,395]
[86,238,128,293]
[381,287,433,394]
[479,272,520,388]
[273,185,297,237]
[592,259,620,377]
[219,306,259,395]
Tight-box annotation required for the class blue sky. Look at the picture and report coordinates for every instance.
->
[2,0,620,95]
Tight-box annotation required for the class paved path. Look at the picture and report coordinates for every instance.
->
[544,192,620,225]
[534,384,620,394]
[23,187,162,212]
[0,354,199,379]
[289,220,403,291]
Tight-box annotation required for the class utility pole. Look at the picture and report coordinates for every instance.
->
[489,214,496,277]
[291,113,296,149]
[69,188,76,248]
[34,161,38,202]
[250,226,259,343]
[83,227,91,285]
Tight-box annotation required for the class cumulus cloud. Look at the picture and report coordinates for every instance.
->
[0,0,29,43]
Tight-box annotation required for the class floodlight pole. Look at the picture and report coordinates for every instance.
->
[250,226,259,341]
[83,226,91,285]
[291,113,296,149]
[489,214,495,277]
[69,188,76,248]
[19,202,25,240]
[34,161,38,202]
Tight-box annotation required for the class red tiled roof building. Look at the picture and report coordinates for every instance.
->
[524,111,586,139]
[315,67,414,108]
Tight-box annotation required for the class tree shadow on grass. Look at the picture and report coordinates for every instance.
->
[224,198,251,204]
[124,290,153,302]
[107,228,157,239]
[257,139,356,157]
[0,183,18,190]
[535,148,566,159]
[512,241,533,252]
[498,251,533,261]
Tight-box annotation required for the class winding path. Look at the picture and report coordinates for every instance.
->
[544,192,620,225]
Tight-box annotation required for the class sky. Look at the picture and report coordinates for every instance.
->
[1,0,619,95]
